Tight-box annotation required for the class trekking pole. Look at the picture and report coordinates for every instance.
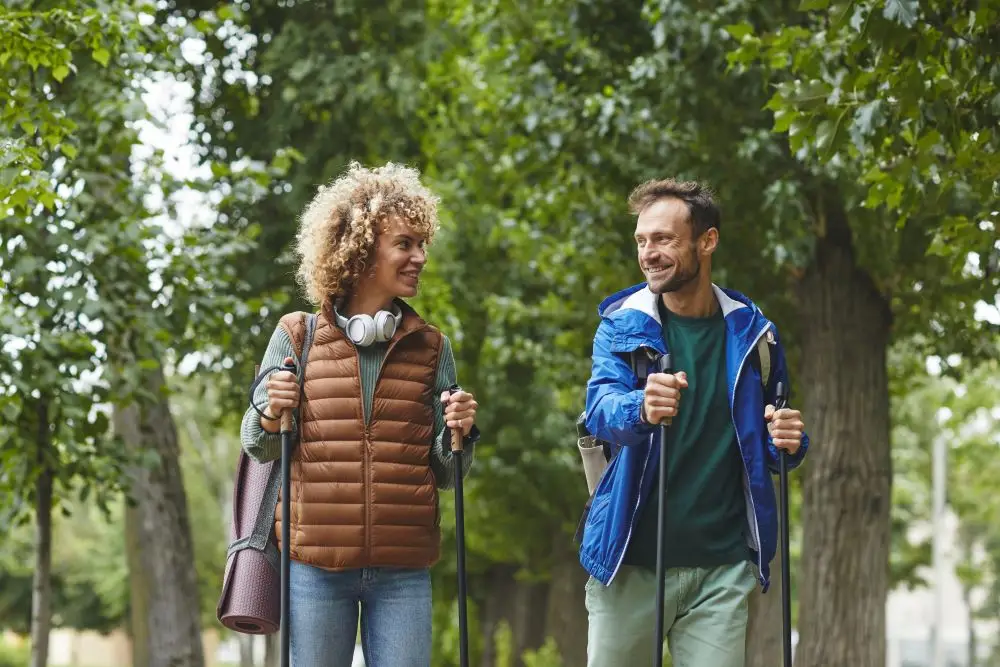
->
[775,381,792,667]
[280,359,297,667]
[653,353,672,667]
[449,384,470,667]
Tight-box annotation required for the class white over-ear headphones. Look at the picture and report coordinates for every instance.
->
[334,303,403,347]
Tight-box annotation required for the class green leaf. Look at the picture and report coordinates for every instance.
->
[62,143,78,159]
[724,23,755,41]
[19,122,36,135]
[92,48,111,66]
[799,0,831,10]
[883,0,919,27]
[52,65,70,82]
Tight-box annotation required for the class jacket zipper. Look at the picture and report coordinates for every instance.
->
[731,322,770,584]
[609,345,661,583]
[609,432,654,583]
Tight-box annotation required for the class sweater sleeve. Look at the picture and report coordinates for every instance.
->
[429,335,477,490]
[239,325,298,463]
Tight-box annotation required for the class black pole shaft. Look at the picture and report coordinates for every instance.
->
[654,421,668,667]
[779,450,792,667]
[775,381,792,667]
[280,430,292,667]
[454,449,469,667]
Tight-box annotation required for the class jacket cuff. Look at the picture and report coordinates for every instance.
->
[628,390,655,435]
[767,434,807,471]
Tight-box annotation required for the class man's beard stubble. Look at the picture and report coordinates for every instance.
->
[650,248,701,294]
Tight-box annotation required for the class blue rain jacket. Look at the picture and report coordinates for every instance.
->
[578,283,809,591]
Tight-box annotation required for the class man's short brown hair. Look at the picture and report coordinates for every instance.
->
[627,178,721,237]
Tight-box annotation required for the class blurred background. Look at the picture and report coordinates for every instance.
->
[1,1,998,666]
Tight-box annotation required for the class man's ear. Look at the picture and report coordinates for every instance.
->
[701,228,719,255]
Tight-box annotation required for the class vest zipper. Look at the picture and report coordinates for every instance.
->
[363,424,372,560]
[357,324,427,564]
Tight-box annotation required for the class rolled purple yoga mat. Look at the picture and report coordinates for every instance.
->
[217,449,281,635]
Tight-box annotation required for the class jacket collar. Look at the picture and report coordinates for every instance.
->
[600,282,769,354]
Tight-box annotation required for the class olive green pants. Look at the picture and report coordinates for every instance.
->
[585,561,757,667]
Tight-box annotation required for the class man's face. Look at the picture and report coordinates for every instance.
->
[364,216,428,300]
[634,198,702,294]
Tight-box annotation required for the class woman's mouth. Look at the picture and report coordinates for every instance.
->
[400,271,420,285]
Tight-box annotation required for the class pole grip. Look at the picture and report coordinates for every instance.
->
[280,360,297,433]
[654,353,673,426]
[449,383,463,452]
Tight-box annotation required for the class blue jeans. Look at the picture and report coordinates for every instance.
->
[289,560,432,667]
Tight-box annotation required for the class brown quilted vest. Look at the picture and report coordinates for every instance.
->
[273,300,444,570]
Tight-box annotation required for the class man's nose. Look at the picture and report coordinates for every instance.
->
[639,246,659,266]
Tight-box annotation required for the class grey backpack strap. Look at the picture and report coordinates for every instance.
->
[757,332,773,389]
[228,312,319,568]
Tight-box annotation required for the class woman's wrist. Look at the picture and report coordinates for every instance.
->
[260,412,280,433]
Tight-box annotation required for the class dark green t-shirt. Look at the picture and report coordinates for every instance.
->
[622,300,751,569]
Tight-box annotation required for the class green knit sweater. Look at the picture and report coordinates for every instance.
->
[239,324,475,489]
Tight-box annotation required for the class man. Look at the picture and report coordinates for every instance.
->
[578,178,809,667]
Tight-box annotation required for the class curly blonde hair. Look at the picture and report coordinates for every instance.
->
[294,161,441,305]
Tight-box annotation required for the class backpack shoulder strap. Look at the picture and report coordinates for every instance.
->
[756,333,772,389]
[630,346,656,387]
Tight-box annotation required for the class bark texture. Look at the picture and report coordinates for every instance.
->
[794,193,893,666]
[476,539,588,667]
[115,362,205,667]
[30,398,52,667]
[745,480,785,667]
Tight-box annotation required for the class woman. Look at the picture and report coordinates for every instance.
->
[240,161,480,667]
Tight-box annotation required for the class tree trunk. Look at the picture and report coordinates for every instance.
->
[745,480,784,667]
[30,398,52,667]
[543,540,589,667]
[794,194,893,666]
[478,564,550,667]
[964,586,976,667]
[114,361,205,667]
[265,633,279,667]
[126,503,152,667]
[239,633,255,667]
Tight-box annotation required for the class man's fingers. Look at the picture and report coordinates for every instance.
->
[645,395,679,409]
[647,372,687,390]
[771,418,804,432]
[774,438,800,454]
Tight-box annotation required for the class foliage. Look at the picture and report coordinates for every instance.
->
[0,505,124,634]
[0,641,30,667]
[491,622,575,667]
[726,0,1000,360]
[0,0,145,533]
[945,358,1000,627]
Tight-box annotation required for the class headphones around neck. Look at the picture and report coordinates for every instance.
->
[334,302,403,347]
